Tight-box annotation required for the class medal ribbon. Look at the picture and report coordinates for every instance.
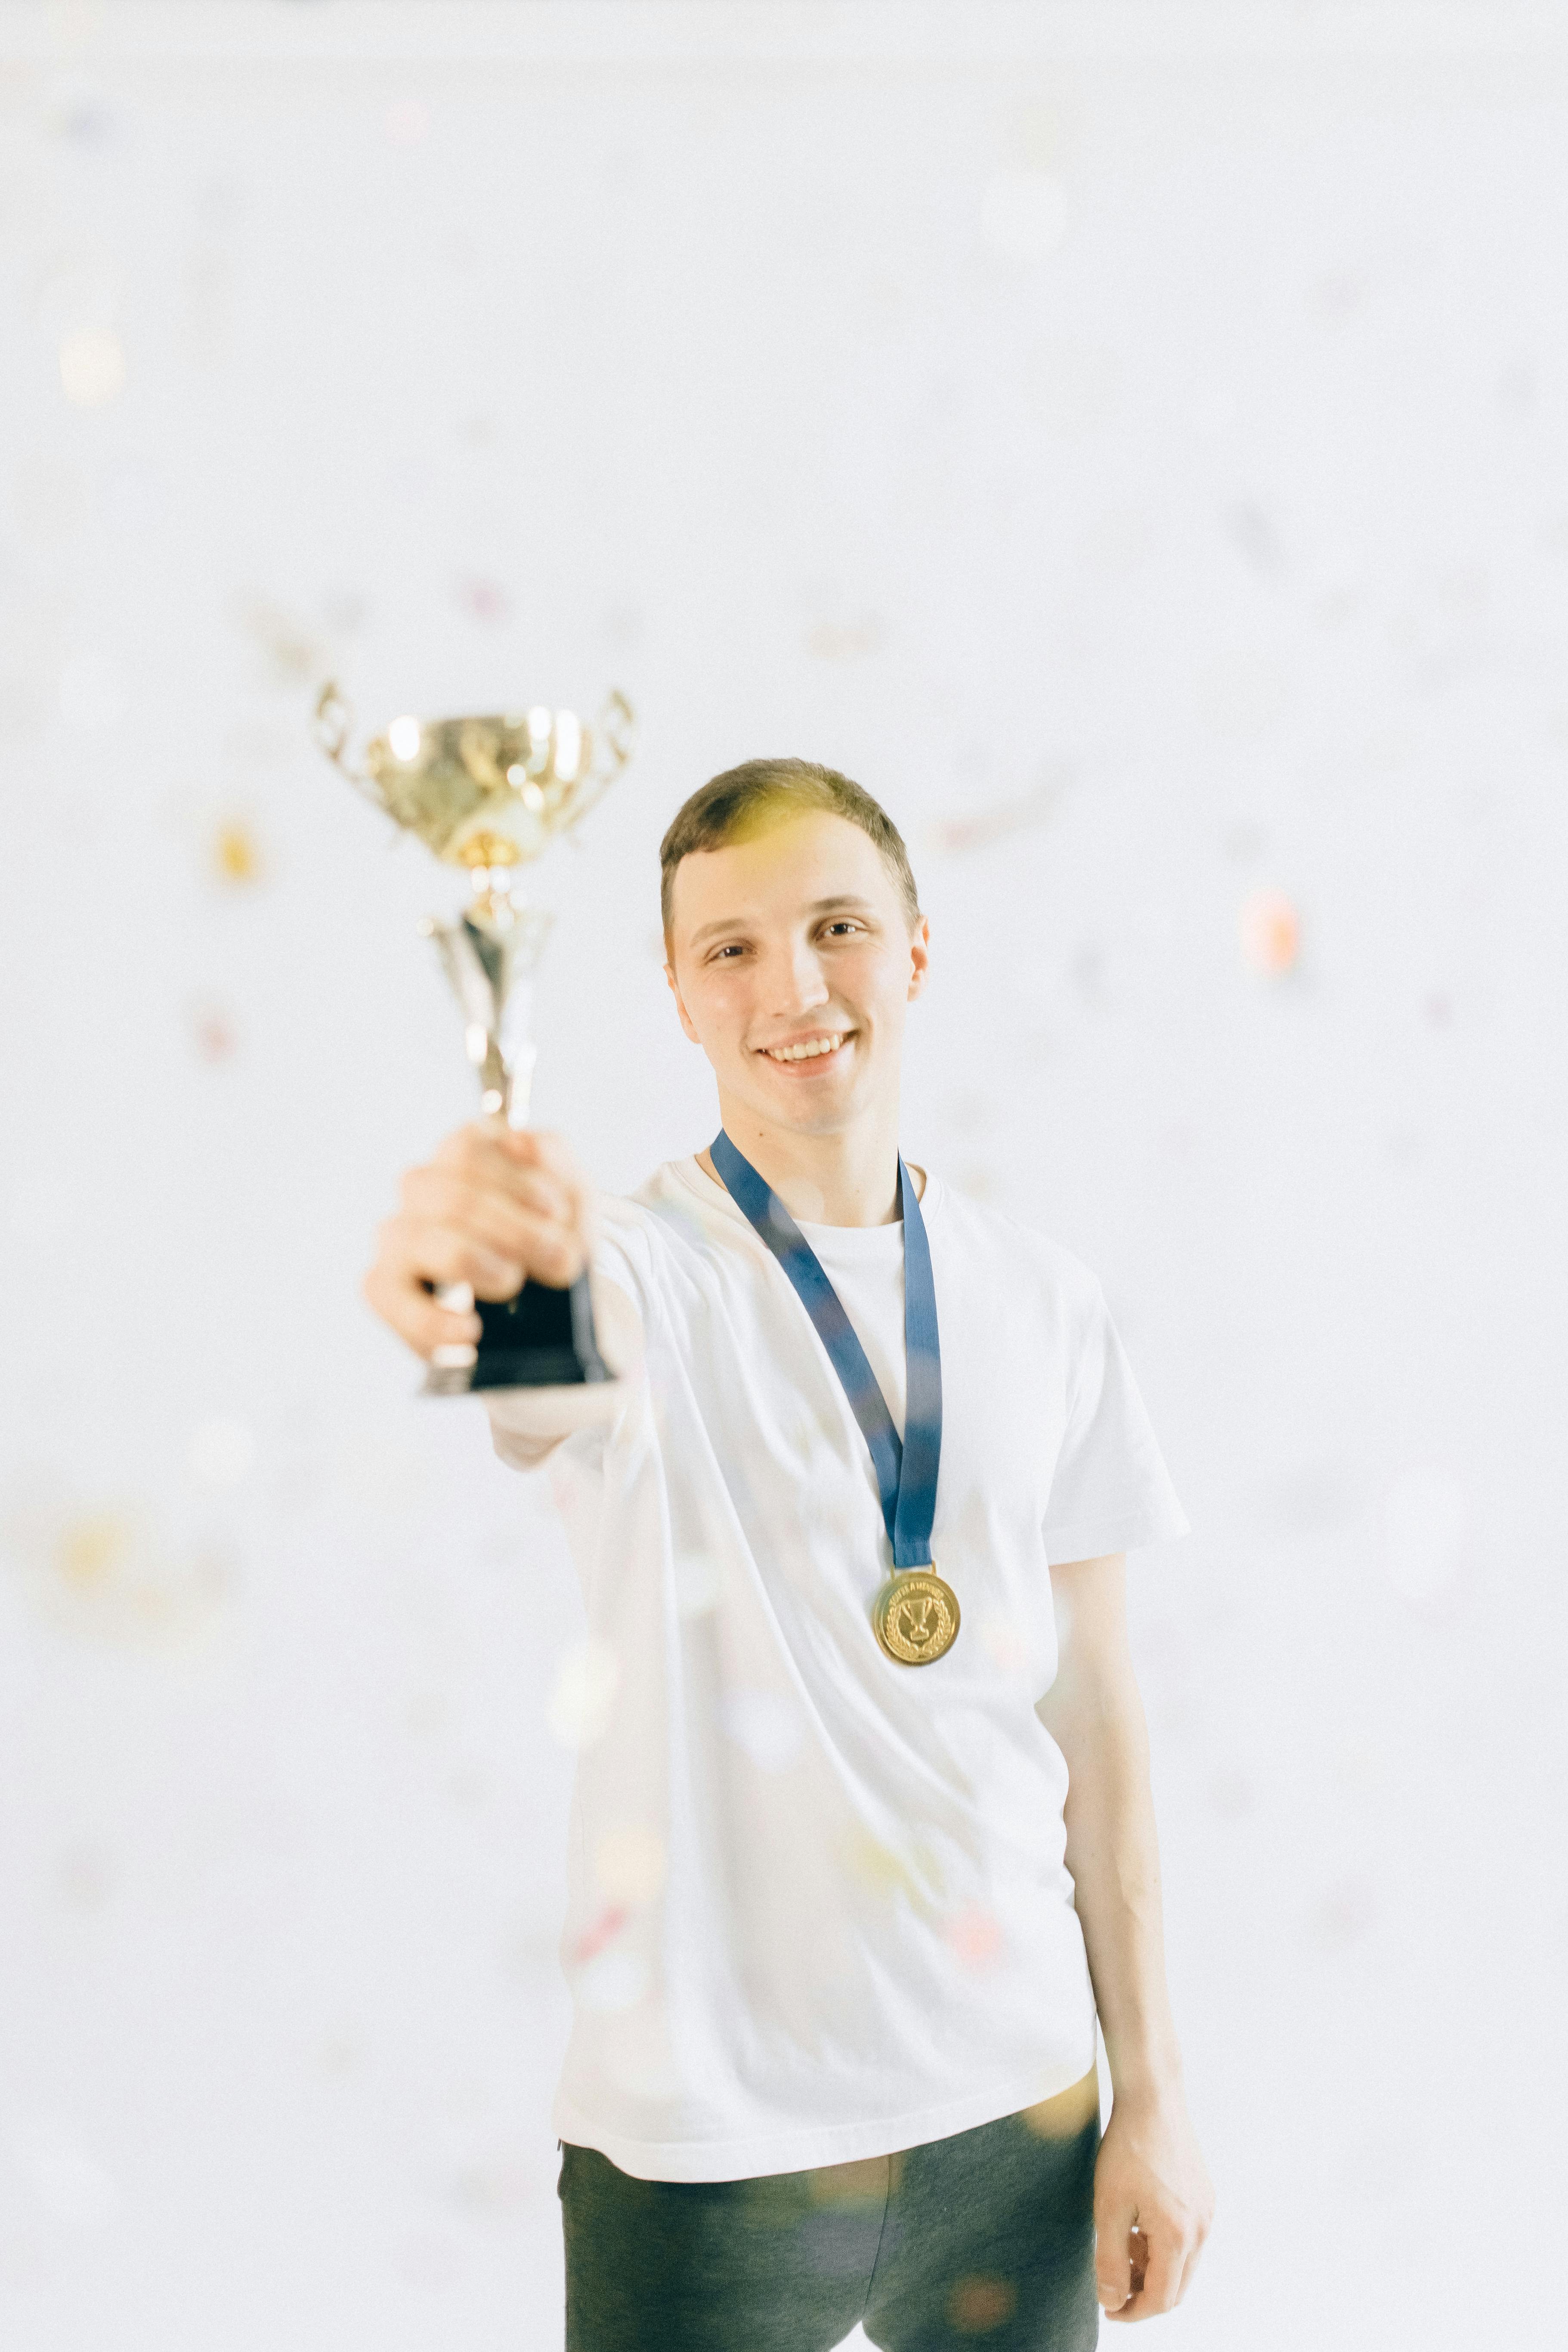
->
[708,1130,942,1569]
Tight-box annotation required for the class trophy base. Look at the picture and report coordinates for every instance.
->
[424,1271,612,1396]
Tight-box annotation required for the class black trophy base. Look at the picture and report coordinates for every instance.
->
[425,1270,612,1396]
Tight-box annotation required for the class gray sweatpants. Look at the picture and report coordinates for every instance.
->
[557,2087,1102,2351]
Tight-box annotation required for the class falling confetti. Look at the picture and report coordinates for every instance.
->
[188,1417,255,1489]
[718,1686,804,1771]
[948,2273,1018,2332]
[455,576,510,622]
[594,1824,666,1905]
[928,771,1066,857]
[805,618,883,660]
[58,326,125,407]
[570,1904,630,1965]
[545,1637,621,1749]
[1382,1465,1468,1603]
[1239,886,1301,975]
[940,1903,1004,1971]
[187,994,241,1064]
[980,168,1068,261]
[209,818,265,885]
[2,1485,235,1648]
[234,594,328,688]
[385,99,429,145]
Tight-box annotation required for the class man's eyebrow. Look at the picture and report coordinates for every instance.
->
[687,895,878,950]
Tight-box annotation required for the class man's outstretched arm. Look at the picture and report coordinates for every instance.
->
[1034,1551,1216,2321]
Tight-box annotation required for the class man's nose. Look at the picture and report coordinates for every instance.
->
[767,935,831,1016]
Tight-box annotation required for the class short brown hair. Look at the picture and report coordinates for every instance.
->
[659,757,921,940]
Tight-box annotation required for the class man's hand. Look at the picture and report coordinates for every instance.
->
[363,1123,594,1361]
[1094,2080,1215,2320]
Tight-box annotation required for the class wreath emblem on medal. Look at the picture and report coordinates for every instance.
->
[872,1567,961,1666]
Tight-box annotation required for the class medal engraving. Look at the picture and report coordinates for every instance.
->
[872,1568,961,1666]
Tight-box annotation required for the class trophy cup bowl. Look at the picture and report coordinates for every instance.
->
[316,683,636,1394]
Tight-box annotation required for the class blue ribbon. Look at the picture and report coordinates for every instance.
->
[709,1131,942,1570]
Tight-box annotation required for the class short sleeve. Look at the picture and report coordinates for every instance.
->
[1042,1278,1190,1565]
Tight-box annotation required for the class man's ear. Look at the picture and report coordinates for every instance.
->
[664,959,702,1044]
[906,915,931,1001]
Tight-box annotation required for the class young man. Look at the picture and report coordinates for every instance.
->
[365,759,1215,2350]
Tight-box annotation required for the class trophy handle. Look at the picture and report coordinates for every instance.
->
[313,678,387,811]
[557,689,637,837]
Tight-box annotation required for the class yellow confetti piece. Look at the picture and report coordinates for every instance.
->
[211,820,264,885]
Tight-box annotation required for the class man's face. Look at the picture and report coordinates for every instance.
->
[664,810,929,1137]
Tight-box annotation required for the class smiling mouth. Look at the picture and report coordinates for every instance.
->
[758,1032,852,1065]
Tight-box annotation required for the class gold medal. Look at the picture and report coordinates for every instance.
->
[871,1565,960,1666]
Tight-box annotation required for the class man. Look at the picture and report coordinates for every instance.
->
[365,758,1215,2349]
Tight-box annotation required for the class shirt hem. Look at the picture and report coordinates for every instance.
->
[1043,1500,1191,1566]
[551,2048,1100,2183]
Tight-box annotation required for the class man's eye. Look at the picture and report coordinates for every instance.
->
[823,921,863,938]
[709,943,745,960]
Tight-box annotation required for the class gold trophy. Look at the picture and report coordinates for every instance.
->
[315,682,636,1393]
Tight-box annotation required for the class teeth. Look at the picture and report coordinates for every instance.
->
[766,1035,844,1062]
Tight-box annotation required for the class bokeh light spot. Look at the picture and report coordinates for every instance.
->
[1382,1464,1468,1603]
[941,1903,1004,1970]
[980,169,1067,261]
[948,2271,1018,2331]
[211,819,264,885]
[594,1823,666,1905]
[59,326,125,407]
[1240,886,1301,975]
[546,1637,622,1748]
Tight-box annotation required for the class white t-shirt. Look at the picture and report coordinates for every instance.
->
[485,1153,1189,2182]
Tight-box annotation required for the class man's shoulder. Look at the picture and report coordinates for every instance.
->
[929,1176,1104,1311]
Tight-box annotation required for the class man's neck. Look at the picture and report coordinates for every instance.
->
[701,1096,912,1226]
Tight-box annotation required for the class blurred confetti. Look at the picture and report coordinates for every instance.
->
[1239,886,1301,976]
[594,1824,666,1905]
[1223,499,1286,575]
[980,168,1067,262]
[805,617,883,661]
[58,326,125,408]
[209,817,266,886]
[1382,1465,1468,1604]
[949,2273,1018,2332]
[384,99,430,146]
[1311,1870,1379,1949]
[12,455,88,545]
[545,1637,621,1748]
[928,768,1067,857]
[570,1904,630,1965]
[940,1903,1004,1971]
[234,594,328,689]
[187,993,241,1065]
[1,1485,235,1649]
[455,576,510,622]
[718,1686,805,1771]
[188,1417,255,1489]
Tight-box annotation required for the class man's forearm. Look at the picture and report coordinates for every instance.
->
[1060,1683,1185,2104]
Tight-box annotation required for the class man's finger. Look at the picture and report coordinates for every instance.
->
[1095,2211,1135,2315]
[363,1263,481,1358]
[381,1219,525,1300]
[399,1167,572,1253]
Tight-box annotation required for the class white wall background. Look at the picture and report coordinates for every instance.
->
[2,2,1565,2345]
